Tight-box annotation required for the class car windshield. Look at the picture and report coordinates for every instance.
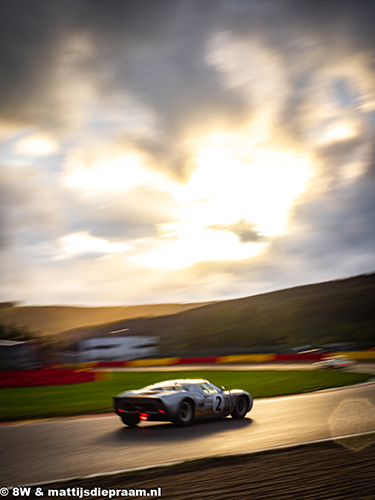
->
[143,383,183,392]
[200,383,219,394]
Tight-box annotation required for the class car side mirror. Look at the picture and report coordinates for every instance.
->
[221,386,225,392]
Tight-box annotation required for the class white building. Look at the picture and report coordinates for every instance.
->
[0,339,36,369]
[79,336,159,362]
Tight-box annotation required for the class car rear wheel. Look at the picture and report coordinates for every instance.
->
[231,396,248,419]
[121,414,140,427]
[173,399,194,426]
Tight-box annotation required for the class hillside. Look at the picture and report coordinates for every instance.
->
[54,273,375,353]
[0,303,209,337]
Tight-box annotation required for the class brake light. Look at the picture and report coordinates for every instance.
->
[140,413,148,421]
[158,409,165,413]
[118,409,124,413]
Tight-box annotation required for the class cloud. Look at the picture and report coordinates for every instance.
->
[56,232,131,260]
[0,0,374,305]
[0,163,61,248]
[208,220,263,243]
[15,134,59,156]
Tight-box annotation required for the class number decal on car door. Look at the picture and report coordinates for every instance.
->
[214,394,224,413]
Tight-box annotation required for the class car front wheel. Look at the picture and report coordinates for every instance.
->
[173,399,194,426]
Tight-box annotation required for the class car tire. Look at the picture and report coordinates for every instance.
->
[121,414,140,427]
[173,399,194,426]
[231,396,249,419]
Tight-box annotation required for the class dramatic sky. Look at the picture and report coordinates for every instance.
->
[1,0,375,305]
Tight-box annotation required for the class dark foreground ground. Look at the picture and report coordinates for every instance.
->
[20,438,375,500]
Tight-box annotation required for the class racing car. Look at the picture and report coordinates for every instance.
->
[113,378,253,427]
[313,355,356,369]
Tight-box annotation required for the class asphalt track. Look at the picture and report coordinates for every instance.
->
[1,375,375,487]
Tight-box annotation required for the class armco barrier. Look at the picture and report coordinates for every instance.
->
[275,353,323,362]
[216,354,276,363]
[0,368,104,388]
[332,351,375,361]
[179,356,218,364]
[56,350,375,370]
[55,362,99,370]
[96,361,126,368]
[125,357,181,367]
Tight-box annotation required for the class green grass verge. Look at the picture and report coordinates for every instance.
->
[0,370,371,422]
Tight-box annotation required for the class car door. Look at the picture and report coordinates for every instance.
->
[200,383,225,414]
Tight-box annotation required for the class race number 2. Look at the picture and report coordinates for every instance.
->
[214,394,224,413]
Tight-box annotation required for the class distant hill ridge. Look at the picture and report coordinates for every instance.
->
[0,302,210,338]
[55,272,375,351]
[1,273,374,352]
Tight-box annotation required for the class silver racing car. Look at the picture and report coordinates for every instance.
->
[113,378,253,426]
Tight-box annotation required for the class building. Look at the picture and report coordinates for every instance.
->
[79,336,159,362]
[0,339,36,370]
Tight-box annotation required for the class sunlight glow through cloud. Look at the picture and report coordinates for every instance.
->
[324,123,357,142]
[63,134,312,270]
[182,146,312,235]
[64,151,159,192]
[133,141,312,269]
[16,134,58,156]
[132,222,266,270]
[59,232,131,258]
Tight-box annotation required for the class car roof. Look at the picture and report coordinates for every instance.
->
[150,379,208,388]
